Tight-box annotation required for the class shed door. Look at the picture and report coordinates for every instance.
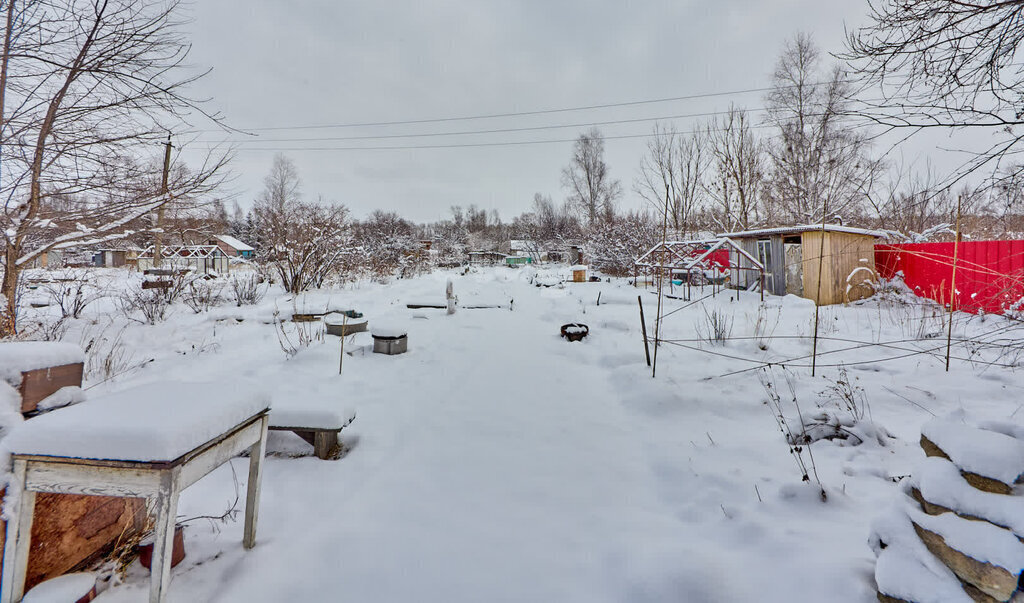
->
[757,238,772,270]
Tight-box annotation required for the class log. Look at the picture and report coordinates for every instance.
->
[921,435,1015,495]
[912,522,1022,602]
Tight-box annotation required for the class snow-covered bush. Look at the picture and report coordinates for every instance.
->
[183,280,225,314]
[582,211,659,276]
[40,269,105,319]
[230,272,267,306]
[697,306,733,345]
[119,277,185,324]
[749,303,780,350]
[759,367,827,501]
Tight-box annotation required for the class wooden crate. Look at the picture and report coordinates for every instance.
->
[1,491,145,591]
[18,362,84,414]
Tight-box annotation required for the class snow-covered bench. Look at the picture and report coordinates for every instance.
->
[0,382,270,603]
[269,403,356,460]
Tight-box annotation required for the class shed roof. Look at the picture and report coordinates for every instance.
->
[214,234,255,252]
[718,224,887,239]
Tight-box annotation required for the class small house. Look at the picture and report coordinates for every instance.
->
[505,256,533,267]
[210,235,255,259]
[468,251,507,266]
[94,245,141,268]
[719,224,885,305]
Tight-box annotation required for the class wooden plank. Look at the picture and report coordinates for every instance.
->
[18,362,84,414]
[912,521,1020,601]
[25,464,162,498]
[150,470,181,603]
[920,435,1014,495]
[178,419,264,489]
[243,416,268,549]
[141,280,173,290]
[1,461,34,603]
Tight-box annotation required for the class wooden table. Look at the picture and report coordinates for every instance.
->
[1,410,269,603]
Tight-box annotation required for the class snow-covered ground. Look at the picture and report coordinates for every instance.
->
[9,266,1024,602]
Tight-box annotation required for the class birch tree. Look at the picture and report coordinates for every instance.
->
[562,127,621,225]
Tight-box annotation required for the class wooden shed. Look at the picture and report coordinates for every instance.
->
[719,224,885,305]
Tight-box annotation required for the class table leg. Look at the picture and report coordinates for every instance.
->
[150,470,181,603]
[244,415,269,549]
[1,460,34,603]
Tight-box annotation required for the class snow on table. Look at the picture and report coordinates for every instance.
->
[0,342,84,386]
[922,419,1024,485]
[271,404,356,430]
[3,382,269,462]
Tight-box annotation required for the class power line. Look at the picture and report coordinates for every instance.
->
[209,84,787,134]
[197,107,755,144]
[209,118,877,152]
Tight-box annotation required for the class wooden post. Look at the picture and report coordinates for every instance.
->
[811,204,829,377]
[946,195,962,372]
[243,415,268,549]
[638,295,652,367]
[1,460,33,603]
[338,314,348,375]
[149,468,181,603]
[153,135,172,269]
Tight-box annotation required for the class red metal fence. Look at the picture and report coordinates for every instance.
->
[874,240,1024,314]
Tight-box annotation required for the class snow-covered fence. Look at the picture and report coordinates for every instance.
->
[871,418,1024,602]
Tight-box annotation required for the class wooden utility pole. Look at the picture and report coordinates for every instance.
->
[811,202,829,377]
[154,134,172,268]
[945,195,963,372]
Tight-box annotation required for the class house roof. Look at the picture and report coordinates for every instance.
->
[718,224,887,239]
[214,234,255,252]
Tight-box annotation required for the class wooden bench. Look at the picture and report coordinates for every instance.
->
[1,382,270,603]
[269,405,355,460]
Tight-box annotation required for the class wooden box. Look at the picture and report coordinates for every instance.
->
[3,360,145,590]
[0,492,145,590]
[18,362,84,414]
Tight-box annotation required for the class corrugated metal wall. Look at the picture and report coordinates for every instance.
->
[875,240,1024,313]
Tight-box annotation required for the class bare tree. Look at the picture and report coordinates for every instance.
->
[842,0,1024,191]
[635,123,707,236]
[0,0,229,335]
[705,107,763,232]
[764,33,881,224]
[562,127,621,225]
[252,157,351,292]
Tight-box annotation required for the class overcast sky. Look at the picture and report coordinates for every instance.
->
[181,1,889,223]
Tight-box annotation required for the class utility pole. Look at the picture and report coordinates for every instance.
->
[154,134,172,268]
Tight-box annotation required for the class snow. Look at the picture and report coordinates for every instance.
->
[921,419,1024,485]
[371,325,407,338]
[35,386,86,412]
[323,312,365,327]
[906,502,1024,572]
[0,342,84,386]
[870,506,973,603]
[911,456,1024,536]
[270,405,356,430]
[21,572,95,602]
[11,265,1024,602]
[3,382,270,462]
